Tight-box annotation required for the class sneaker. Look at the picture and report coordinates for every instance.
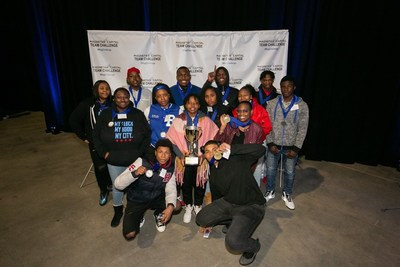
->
[282,192,295,210]
[139,217,145,228]
[263,190,275,202]
[183,204,193,223]
[193,205,202,215]
[239,238,260,266]
[154,214,166,232]
[99,191,109,206]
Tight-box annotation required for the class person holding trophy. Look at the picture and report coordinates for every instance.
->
[166,93,219,223]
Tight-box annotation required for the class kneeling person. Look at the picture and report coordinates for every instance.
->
[115,139,178,240]
[196,141,266,266]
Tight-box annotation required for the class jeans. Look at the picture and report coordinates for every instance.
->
[196,198,265,254]
[253,141,267,187]
[265,148,298,195]
[107,164,126,206]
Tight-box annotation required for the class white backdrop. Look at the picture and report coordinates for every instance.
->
[87,30,289,93]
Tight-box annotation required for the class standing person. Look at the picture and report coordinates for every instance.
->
[196,141,266,266]
[125,67,152,112]
[203,66,239,113]
[114,139,179,240]
[69,80,113,206]
[166,93,219,223]
[216,101,265,146]
[200,85,231,128]
[170,66,202,108]
[93,87,151,227]
[264,76,309,210]
[257,70,279,109]
[233,84,272,187]
[144,83,182,160]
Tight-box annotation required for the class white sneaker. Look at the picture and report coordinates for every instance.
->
[282,192,295,210]
[183,205,193,223]
[140,217,145,228]
[154,214,166,232]
[193,205,202,215]
[264,190,275,202]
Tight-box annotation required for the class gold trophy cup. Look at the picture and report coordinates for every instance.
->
[184,125,202,165]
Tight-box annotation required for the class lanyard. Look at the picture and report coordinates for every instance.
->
[129,86,142,108]
[97,100,109,116]
[111,108,131,120]
[177,82,192,100]
[258,85,273,105]
[277,95,297,119]
[185,110,199,126]
[221,85,231,105]
[210,108,218,121]
[160,103,172,132]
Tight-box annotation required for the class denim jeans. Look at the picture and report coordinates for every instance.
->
[196,198,265,254]
[265,148,298,195]
[107,164,126,206]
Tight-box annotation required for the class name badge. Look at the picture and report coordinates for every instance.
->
[207,106,213,112]
[117,113,127,119]
[223,100,229,106]
[159,168,167,178]
[291,104,299,111]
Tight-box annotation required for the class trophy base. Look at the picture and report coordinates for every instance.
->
[185,156,199,165]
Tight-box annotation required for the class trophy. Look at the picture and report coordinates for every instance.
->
[184,125,202,165]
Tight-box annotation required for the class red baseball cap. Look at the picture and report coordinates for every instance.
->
[127,67,141,76]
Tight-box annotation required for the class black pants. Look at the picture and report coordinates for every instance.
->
[182,165,205,206]
[88,143,112,192]
[123,194,165,235]
[196,198,265,254]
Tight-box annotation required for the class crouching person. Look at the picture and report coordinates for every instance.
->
[115,139,178,240]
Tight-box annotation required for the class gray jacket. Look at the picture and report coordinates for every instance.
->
[266,95,309,153]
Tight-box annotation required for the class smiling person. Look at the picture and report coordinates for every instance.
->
[93,87,151,227]
[257,70,279,109]
[125,67,152,112]
[170,66,202,108]
[203,66,239,113]
[264,76,309,210]
[200,85,231,128]
[166,93,219,224]
[114,139,179,240]
[196,141,266,266]
[69,80,113,206]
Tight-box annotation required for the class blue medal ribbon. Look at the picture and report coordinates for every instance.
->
[177,82,192,101]
[97,100,109,116]
[160,103,172,133]
[185,110,199,126]
[228,116,252,128]
[129,86,142,108]
[210,108,218,121]
[258,85,273,105]
[277,95,297,119]
[221,86,231,105]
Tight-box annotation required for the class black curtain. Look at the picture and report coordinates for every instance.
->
[6,0,399,167]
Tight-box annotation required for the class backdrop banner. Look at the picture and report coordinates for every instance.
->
[87,30,289,93]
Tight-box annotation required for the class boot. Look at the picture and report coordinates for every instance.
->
[111,205,123,227]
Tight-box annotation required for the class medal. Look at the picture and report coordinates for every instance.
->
[223,116,230,123]
[108,121,114,127]
[145,170,153,178]
[214,151,222,160]
[160,132,166,138]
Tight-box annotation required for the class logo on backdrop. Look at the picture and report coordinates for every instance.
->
[229,77,243,87]
[142,78,164,87]
[257,64,284,72]
[259,39,287,51]
[216,53,244,64]
[134,54,161,65]
[176,40,203,52]
[92,65,121,77]
[187,65,203,79]
[89,39,119,52]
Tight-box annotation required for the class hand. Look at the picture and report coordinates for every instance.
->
[134,166,147,176]
[269,145,280,155]
[104,152,109,159]
[220,114,229,127]
[84,139,90,144]
[287,150,298,159]
[161,206,174,223]
[219,142,231,152]
[207,65,216,82]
